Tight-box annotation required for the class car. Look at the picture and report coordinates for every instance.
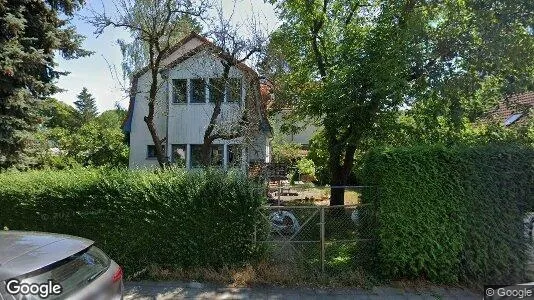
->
[0,231,123,300]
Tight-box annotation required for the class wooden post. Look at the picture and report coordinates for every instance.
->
[320,206,325,273]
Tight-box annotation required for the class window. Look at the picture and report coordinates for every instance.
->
[172,79,187,103]
[504,113,523,126]
[190,144,203,167]
[227,78,242,103]
[227,144,242,168]
[171,144,186,167]
[190,144,223,167]
[147,145,165,159]
[190,78,206,103]
[211,144,224,167]
[209,78,225,103]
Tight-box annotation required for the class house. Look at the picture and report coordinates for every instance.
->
[122,32,272,169]
[489,92,533,126]
[260,78,318,148]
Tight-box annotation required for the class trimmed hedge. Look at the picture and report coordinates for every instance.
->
[361,144,534,285]
[0,168,266,277]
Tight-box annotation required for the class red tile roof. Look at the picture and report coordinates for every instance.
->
[489,92,534,126]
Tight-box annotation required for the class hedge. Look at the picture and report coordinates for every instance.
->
[361,144,534,285]
[0,168,266,277]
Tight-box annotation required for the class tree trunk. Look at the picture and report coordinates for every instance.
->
[145,64,168,169]
[201,64,231,166]
[200,138,212,167]
[328,142,357,206]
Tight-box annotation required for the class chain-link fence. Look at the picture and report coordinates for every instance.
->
[256,186,377,276]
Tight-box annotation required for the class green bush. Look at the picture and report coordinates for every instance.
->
[0,168,266,277]
[361,144,534,285]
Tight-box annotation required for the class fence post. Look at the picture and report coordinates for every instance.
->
[320,206,325,273]
[277,180,281,206]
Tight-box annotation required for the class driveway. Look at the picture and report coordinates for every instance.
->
[124,281,479,299]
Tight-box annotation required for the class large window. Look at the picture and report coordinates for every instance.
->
[147,145,165,159]
[190,78,206,103]
[172,79,187,103]
[227,144,242,168]
[209,78,225,103]
[227,78,242,103]
[171,144,186,167]
[190,144,223,167]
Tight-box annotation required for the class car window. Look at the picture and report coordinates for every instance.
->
[17,246,110,299]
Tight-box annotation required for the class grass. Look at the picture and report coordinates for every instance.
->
[143,261,378,288]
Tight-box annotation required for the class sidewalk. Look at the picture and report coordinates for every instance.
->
[124,281,479,299]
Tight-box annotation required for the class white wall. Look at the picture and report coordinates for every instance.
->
[271,112,319,146]
[128,43,268,169]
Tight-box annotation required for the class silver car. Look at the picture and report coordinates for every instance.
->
[0,231,123,299]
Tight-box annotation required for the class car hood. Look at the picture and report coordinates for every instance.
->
[0,231,93,281]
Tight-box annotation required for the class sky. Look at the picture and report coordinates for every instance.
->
[54,0,279,113]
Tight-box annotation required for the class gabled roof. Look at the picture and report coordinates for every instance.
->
[122,32,267,135]
[130,31,257,81]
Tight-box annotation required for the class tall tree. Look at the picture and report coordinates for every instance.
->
[0,0,91,170]
[199,3,267,166]
[117,14,201,78]
[90,0,209,168]
[74,87,98,124]
[267,0,534,205]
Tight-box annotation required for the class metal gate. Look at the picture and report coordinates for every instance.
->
[256,197,374,275]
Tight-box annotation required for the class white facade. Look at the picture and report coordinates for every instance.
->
[126,35,270,169]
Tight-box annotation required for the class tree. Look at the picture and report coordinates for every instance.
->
[199,4,267,166]
[117,14,201,78]
[267,0,534,205]
[90,0,209,168]
[0,0,91,170]
[74,87,98,125]
[40,108,129,168]
[38,98,79,129]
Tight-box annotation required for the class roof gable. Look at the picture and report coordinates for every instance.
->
[132,32,257,80]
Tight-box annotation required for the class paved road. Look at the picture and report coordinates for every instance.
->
[124,281,479,299]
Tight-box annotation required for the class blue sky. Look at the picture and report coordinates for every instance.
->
[54,0,279,112]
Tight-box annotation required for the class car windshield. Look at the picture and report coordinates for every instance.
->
[18,246,110,299]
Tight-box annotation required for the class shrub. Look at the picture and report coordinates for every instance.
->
[0,168,266,277]
[361,144,534,285]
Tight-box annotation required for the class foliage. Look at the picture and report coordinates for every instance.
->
[73,87,98,125]
[306,131,330,184]
[0,168,266,276]
[117,14,201,78]
[361,144,534,285]
[36,108,129,168]
[0,0,91,170]
[296,158,315,179]
[266,0,534,205]
[38,98,79,129]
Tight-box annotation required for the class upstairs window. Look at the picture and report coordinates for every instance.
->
[227,78,242,103]
[190,78,206,103]
[209,78,225,103]
[172,79,187,103]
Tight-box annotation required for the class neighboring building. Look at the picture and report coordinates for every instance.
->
[489,92,534,126]
[123,32,271,169]
[260,78,318,148]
